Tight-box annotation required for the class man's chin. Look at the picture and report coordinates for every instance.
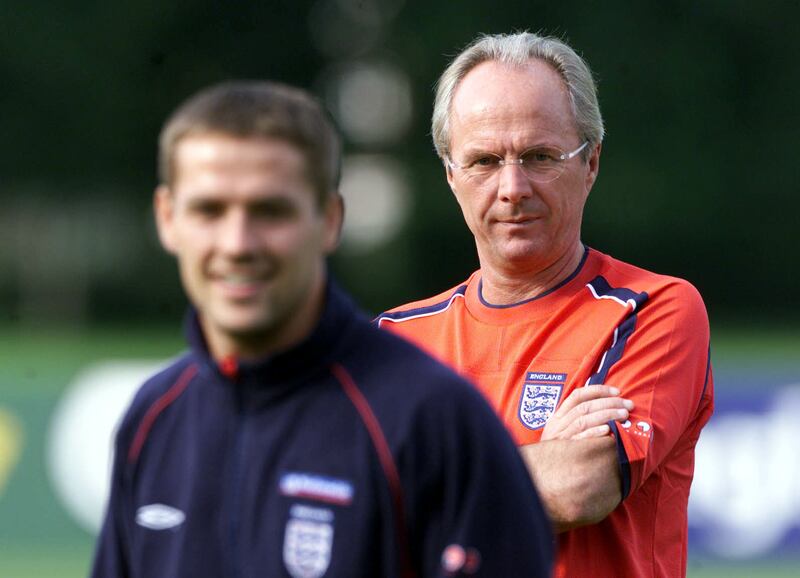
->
[207,300,275,331]
[497,242,549,264]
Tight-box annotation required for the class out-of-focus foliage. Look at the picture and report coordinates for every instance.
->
[1,0,797,325]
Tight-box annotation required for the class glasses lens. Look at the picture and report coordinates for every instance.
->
[453,144,581,184]
[468,155,502,177]
[519,147,566,183]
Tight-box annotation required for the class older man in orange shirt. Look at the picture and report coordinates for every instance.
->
[379,32,714,578]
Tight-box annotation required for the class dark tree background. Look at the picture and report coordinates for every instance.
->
[1,0,797,330]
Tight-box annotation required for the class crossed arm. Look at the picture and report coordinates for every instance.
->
[519,385,633,533]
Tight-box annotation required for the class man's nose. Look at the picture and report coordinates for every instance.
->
[497,162,534,203]
[218,210,257,256]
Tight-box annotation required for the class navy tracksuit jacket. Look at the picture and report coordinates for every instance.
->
[91,282,553,577]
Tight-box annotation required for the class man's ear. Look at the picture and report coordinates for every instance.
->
[322,191,345,254]
[584,142,602,195]
[154,184,178,255]
[445,161,458,197]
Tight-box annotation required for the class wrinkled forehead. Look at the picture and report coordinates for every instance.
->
[450,60,577,144]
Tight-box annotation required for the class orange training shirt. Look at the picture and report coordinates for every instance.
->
[377,247,714,578]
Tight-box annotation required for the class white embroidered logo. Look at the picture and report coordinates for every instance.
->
[135,503,186,530]
[283,505,334,578]
[279,472,354,505]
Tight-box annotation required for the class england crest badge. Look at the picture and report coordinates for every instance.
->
[518,372,565,430]
[283,505,334,578]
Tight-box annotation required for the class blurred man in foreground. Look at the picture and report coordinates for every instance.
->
[378,32,714,577]
[90,81,553,577]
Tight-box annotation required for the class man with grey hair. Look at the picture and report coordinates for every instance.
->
[378,32,714,577]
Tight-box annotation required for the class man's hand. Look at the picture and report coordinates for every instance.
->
[541,385,633,441]
[520,385,632,532]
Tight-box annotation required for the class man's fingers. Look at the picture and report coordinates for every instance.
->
[572,423,611,440]
[554,385,622,418]
[565,408,630,438]
[550,397,633,437]
[542,385,635,440]
[566,397,633,420]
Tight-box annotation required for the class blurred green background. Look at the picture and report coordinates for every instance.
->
[1,0,798,576]
[2,0,798,325]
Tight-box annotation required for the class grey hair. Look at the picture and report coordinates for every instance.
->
[431,31,605,159]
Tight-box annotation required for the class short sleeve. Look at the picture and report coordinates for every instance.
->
[598,279,714,496]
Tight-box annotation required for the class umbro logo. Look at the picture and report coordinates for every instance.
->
[136,503,186,530]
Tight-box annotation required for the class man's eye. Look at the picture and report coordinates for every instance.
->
[522,149,559,163]
[251,201,297,220]
[471,156,499,168]
[189,202,223,218]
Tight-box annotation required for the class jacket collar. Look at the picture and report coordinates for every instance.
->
[184,278,362,387]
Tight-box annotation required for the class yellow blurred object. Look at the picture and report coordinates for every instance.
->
[0,407,24,496]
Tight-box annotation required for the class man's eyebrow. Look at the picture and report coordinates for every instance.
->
[248,196,295,208]
[184,194,222,207]
[458,144,500,156]
[461,140,560,153]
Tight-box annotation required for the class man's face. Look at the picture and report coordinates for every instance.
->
[155,134,342,359]
[446,59,600,274]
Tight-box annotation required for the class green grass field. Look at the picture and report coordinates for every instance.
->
[1,324,797,577]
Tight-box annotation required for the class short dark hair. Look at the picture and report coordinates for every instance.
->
[159,81,341,204]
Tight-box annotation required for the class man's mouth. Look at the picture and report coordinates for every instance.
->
[218,273,267,285]
[498,216,538,225]
[211,271,274,299]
